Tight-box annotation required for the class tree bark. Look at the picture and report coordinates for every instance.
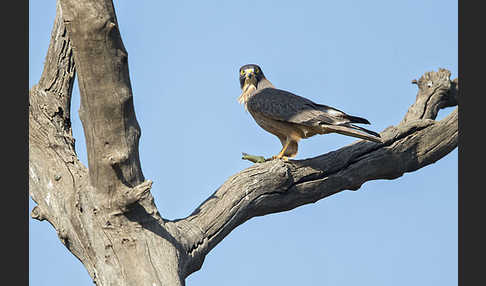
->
[29,1,458,285]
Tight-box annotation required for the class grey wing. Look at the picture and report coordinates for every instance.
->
[247,88,353,126]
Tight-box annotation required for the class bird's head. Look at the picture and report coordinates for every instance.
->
[238,64,266,106]
[239,64,265,91]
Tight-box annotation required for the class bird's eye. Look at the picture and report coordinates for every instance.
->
[255,68,259,73]
[240,70,245,76]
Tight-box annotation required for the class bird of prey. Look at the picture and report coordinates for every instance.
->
[238,64,382,160]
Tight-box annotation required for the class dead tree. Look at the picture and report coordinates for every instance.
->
[29,1,458,285]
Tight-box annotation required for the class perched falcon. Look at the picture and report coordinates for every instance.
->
[238,64,382,160]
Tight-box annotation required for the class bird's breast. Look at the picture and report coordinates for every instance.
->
[250,111,307,141]
[238,85,257,109]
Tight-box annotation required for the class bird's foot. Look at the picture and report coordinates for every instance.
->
[269,155,289,161]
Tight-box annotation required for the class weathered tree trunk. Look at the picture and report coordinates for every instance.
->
[29,1,458,285]
[30,2,186,285]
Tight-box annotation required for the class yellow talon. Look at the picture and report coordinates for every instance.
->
[270,155,289,161]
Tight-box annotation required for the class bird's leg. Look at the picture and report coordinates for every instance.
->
[271,138,291,160]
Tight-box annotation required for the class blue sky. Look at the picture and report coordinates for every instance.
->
[30,0,457,285]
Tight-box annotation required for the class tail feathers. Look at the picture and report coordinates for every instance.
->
[322,124,382,143]
[347,123,381,138]
[345,115,371,125]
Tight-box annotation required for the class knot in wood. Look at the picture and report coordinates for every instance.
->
[31,206,46,221]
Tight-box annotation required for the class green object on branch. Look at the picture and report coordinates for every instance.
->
[241,152,266,163]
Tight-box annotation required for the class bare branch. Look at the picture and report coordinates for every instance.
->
[29,1,98,279]
[176,69,458,275]
[59,0,145,194]
[29,0,82,226]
